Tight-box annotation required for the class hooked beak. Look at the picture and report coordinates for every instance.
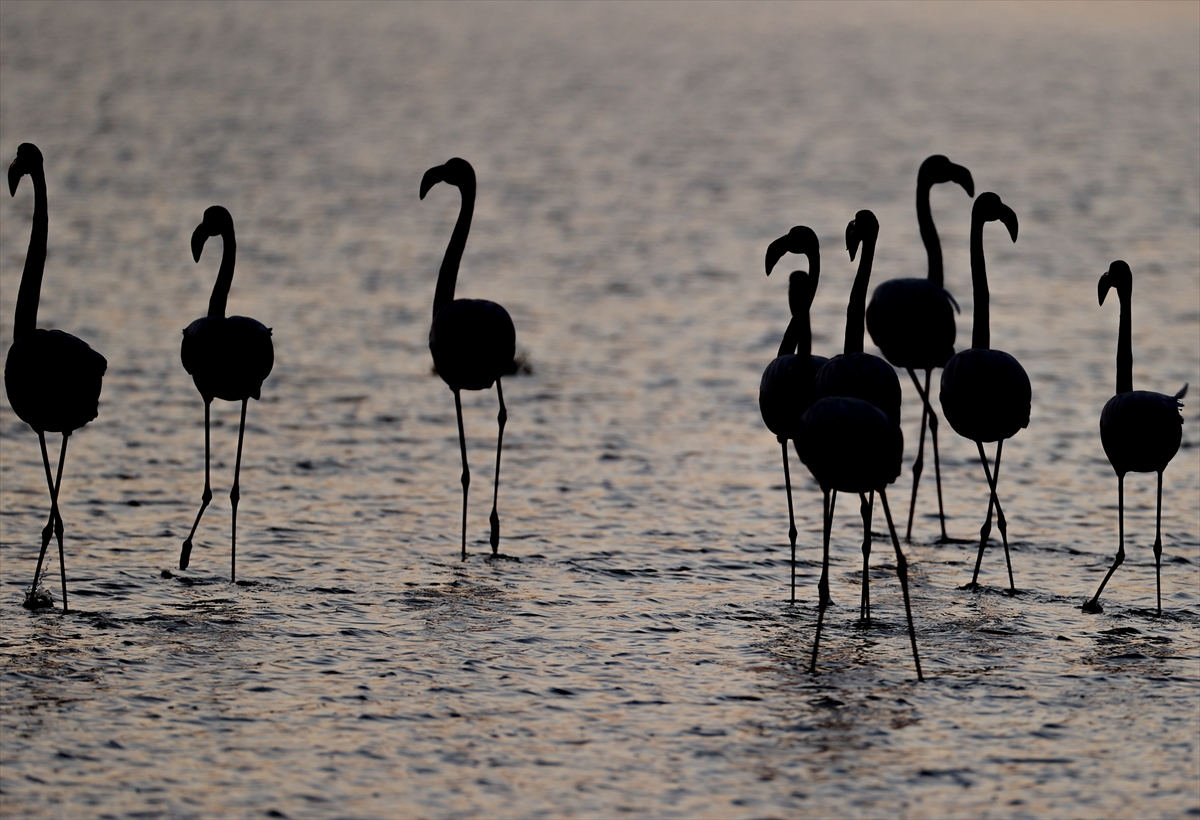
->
[950,162,975,198]
[8,160,21,197]
[419,165,446,200]
[846,220,861,262]
[191,224,208,263]
[765,234,790,275]
[998,205,1018,242]
[1098,272,1111,306]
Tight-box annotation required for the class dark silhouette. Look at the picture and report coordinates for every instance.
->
[939,192,1028,591]
[420,158,516,561]
[1083,261,1186,614]
[866,155,974,541]
[5,143,107,612]
[797,396,922,680]
[178,206,274,582]
[813,211,903,618]
[760,226,827,601]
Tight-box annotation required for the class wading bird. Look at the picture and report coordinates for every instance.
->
[939,192,1028,591]
[1083,261,1186,614]
[760,226,827,601]
[814,211,903,618]
[797,395,922,680]
[5,142,107,612]
[178,206,273,582]
[866,155,974,541]
[420,158,517,561]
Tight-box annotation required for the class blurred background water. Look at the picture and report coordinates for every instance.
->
[1,2,1198,817]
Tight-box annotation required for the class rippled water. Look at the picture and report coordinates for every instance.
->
[2,3,1198,818]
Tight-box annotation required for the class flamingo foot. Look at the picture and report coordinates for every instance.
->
[22,587,54,610]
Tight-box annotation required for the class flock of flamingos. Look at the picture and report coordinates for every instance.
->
[4,143,1188,680]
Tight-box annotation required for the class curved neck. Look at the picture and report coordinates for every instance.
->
[1115,287,1132,394]
[13,166,48,340]
[969,217,990,350]
[207,228,237,318]
[433,182,475,318]
[917,179,943,286]
[844,237,874,355]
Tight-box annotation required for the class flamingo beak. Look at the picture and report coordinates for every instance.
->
[765,234,791,275]
[191,224,208,263]
[998,205,1019,242]
[950,163,975,198]
[1098,273,1111,306]
[420,165,446,200]
[846,220,861,262]
[7,160,21,197]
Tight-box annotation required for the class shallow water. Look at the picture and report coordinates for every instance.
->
[1,2,1198,818]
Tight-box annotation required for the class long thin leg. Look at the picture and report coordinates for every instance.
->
[180,399,213,570]
[1152,468,1161,614]
[859,490,874,624]
[881,489,923,681]
[905,369,928,542]
[51,435,71,612]
[30,433,67,594]
[970,440,1012,590]
[488,379,507,556]
[810,487,834,674]
[454,389,470,562]
[907,369,948,541]
[780,437,798,603]
[1083,473,1125,613]
[229,399,248,584]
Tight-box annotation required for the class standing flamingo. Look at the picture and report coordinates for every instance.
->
[760,226,827,601]
[939,192,1027,591]
[420,158,516,561]
[814,210,902,619]
[4,142,107,612]
[866,155,974,541]
[1083,260,1186,614]
[178,206,274,582]
[796,396,922,680]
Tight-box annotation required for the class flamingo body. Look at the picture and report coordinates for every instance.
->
[815,351,901,427]
[759,352,826,441]
[798,397,903,493]
[940,347,1030,444]
[5,329,106,433]
[430,297,515,392]
[1100,390,1183,476]
[182,315,273,402]
[865,278,956,369]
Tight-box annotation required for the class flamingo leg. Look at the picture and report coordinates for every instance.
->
[30,432,67,596]
[488,379,507,556]
[969,440,1012,590]
[780,437,798,603]
[1152,468,1161,614]
[454,389,470,562]
[905,369,928,542]
[180,399,213,571]
[229,399,248,584]
[1084,473,1125,613]
[810,487,835,674]
[880,489,923,681]
[859,490,874,624]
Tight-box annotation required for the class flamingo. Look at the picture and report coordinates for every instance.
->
[4,142,107,612]
[866,155,974,541]
[178,206,274,582]
[796,396,922,680]
[813,210,903,618]
[420,158,517,561]
[1083,260,1186,614]
[760,226,827,601]
[939,192,1027,591]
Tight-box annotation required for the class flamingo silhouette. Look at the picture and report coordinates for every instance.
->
[5,142,107,612]
[813,210,903,619]
[939,192,1027,591]
[178,206,274,582]
[420,158,516,561]
[760,226,827,601]
[866,155,974,541]
[796,395,922,680]
[1083,260,1186,614]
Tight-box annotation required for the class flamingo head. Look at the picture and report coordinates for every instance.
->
[973,192,1018,242]
[8,143,43,196]
[918,154,974,197]
[845,210,879,262]
[191,205,234,262]
[1098,260,1132,306]
[420,157,476,200]
[765,225,819,277]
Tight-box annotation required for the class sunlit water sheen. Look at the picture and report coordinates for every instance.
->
[2,3,1198,818]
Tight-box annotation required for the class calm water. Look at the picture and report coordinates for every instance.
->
[2,3,1198,818]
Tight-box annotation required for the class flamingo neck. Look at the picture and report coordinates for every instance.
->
[844,236,874,355]
[1115,287,1132,395]
[433,181,475,318]
[13,165,48,341]
[206,228,237,319]
[917,179,944,286]
[969,217,990,350]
